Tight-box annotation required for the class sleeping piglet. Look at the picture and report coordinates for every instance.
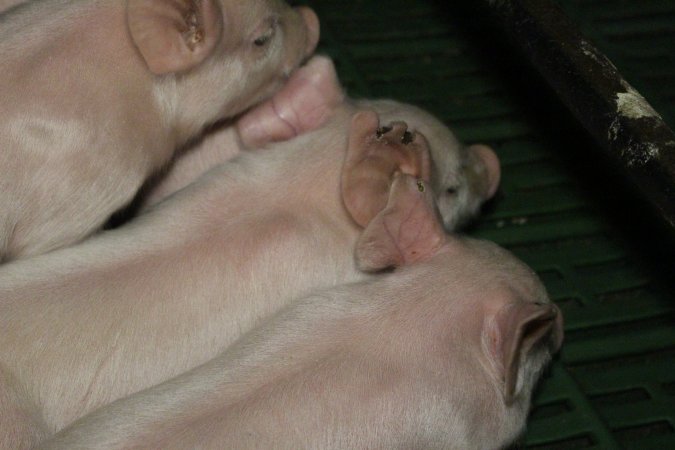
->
[140,55,500,231]
[0,58,499,447]
[41,174,563,450]
[0,0,319,261]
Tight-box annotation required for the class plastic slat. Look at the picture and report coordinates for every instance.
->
[522,365,621,448]
[562,325,675,364]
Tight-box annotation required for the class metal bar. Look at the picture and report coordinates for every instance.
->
[484,0,675,230]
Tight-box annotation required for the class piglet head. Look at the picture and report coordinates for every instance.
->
[351,239,563,448]
[127,0,225,75]
[128,0,318,74]
[356,100,501,231]
[426,241,565,423]
[128,0,320,135]
[354,223,563,446]
[340,109,449,270]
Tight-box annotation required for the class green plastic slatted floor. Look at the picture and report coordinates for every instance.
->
[298,0,675,448]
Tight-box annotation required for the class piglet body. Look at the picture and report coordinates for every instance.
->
[0,0,319,261]
[42,185,563,449]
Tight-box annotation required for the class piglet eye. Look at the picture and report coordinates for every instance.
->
[254,33,272,47]
[253,20,278,47]
[446,186,459,195]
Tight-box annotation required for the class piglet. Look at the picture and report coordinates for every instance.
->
[0,0,319,261]
[41,174,563,450]
[142,56,500,231]
[0,60,499,447]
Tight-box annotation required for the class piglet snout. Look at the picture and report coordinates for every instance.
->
[236,55,344,148]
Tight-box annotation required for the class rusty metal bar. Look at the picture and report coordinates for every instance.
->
[484,0,675,230]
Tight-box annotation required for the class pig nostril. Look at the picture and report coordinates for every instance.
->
[376,126,392,139]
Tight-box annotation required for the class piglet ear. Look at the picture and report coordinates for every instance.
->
[127,0,223,75]
[355,173,446,272]
[467,144,500,200]
[486,302,564,404]
[342,110,431,228]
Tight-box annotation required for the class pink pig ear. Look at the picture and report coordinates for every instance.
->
[127,0,223,75]
[486,301,564,404]
[342,110,432,228]
[468,144,500,200]
[355,173,446,272]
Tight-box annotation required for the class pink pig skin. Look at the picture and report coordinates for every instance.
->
[0,0,318,261]
[0,113,497,448]
[42,176,562,450]
[140,55,346,209]
[0,61,499,447]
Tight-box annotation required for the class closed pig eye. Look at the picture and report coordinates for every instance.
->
[253,19,278,47]
[253,31,272,46]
